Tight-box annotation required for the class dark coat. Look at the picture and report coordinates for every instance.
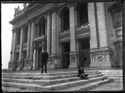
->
[41,52,48,63]
[77,68,88,79]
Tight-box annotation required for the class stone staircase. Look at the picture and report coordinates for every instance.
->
[2,70,113,92]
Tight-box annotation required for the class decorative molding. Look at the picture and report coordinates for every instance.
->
[33,35,46,42]
[59,31,70,39]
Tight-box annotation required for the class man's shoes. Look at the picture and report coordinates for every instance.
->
[43,73,46,75]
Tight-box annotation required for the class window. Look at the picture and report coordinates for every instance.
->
[61,7,70,32]
[109,3,122,28]
[23,51,26,60]
[39,17,46,36]
[15,52,19,61]
[24,25,28,43]
[76,3,88,27]
[35,16,46,37]
[16,29,21,45]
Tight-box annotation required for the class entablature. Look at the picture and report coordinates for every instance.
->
[10,3,66,30]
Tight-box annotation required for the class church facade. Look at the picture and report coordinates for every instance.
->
[8,2,122,70]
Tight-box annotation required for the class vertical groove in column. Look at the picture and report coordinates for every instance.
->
[96,3,108,47]
[94,3,100,49]
[47,11,51,55]
[12,31,16,62]
[27,23,31,58]
[30,22,34,59]
[52,11,57,55]
[69,5,76,52]
[56,10,61,56]
[19,28,24,61]
[10,31,14,61]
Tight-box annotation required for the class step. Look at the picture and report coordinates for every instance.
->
[2,74,77,80]
[2,70,100,76]
[2,71,77,76]
[2,74,103,86]
[59,78,113,91]
[2,81,48,91]
[2,76,107,92]
[43,76,108,91]
[2,86,21,92]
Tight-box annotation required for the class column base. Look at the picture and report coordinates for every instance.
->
[48,54,61,69]
[90,47,113,68]
[113,40,123,68]
[69,51,78,68]
[47,55,56,69]
[8,61,17,71]
[23,58,33,70]
[16,60,24,71]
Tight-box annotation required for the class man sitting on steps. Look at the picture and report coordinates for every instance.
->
[77,67,88,79]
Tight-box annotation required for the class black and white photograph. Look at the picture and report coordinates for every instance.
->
[1,1,123,92]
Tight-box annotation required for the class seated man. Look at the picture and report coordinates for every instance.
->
[77,67,88,79]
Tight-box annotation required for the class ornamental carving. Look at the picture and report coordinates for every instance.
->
[95,55,105,62]
[71,56,75,63]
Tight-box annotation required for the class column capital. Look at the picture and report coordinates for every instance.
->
[68,3,75,8]
[46,10,52,16]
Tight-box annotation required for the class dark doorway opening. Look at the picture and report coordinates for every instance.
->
[76,3,88,27]
[61,42,70,68]
[61,7,70,32]
[78,38,90,68]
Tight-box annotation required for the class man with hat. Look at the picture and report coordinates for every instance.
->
[40,47,48,74]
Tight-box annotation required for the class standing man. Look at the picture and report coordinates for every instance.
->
[40,47,48,74]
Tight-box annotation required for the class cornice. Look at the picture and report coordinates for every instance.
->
[10,3,54,25]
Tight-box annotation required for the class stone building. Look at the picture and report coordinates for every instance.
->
[8,2,122,70]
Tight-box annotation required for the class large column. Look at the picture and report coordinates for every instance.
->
[69,5,77,68]
[26,23,31,58]
[23,23,31,70]
[8,30,16,70]
[54,10,61,68]
[46,11,54,69]
[96,3,108,48]
[88,3,98,50]
[96,2,111,67]
[51,10,57,55]
[88,3,99,67]
[90,3,112,67]
[33,49,38,70]
[29,22,35,69]
[11,31,15,61]
[50,9,58,69]
[30,22,35,59]
[47,11,51,55]
[17,27,24,70]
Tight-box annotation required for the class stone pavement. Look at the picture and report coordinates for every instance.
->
[2,68,123,91]
[89,69,123,91]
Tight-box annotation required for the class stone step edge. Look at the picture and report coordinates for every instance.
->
[2,74,77,80]
[58,78,113,91]
[2,76,107,91]
[2,86,22,92]
[2,71,100,76]
[42,76,108,91]
[2,74,103,86]
[2,72,101,80]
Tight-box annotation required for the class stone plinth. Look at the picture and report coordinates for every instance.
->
[23,58,33,70]
[8,61,17,71]
[90,47,113,68]
[16,60,24,70]
[48,54,61,69]
[69,51,78,68]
